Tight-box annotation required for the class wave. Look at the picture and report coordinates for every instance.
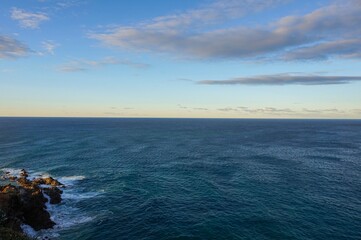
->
[58,175,86,186]
[62,190,101,200]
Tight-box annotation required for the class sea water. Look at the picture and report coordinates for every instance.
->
[0,118,360,239]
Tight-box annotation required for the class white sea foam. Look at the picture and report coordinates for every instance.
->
[1,168,22,177]
[62,191,100,200]
[44,193,94,228]
[58,175,86,186]
[20,224,37,238]
[60,175,86,181]
[32,172,51,179]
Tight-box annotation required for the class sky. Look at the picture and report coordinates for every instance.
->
[1,0,361,119]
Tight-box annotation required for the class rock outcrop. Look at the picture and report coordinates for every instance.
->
[0,170,64,236]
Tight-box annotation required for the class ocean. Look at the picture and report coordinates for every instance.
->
[0,118,360,239]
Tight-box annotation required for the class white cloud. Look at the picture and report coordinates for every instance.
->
[90,0,361,60]
[0,35,29,59]
[11,8,49,29]
[40,41,58,55]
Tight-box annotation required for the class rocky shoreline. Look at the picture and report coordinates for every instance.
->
[0,169,64,239]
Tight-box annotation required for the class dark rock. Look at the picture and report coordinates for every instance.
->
[0,227,31,240]
[0,169,64,235]
[20,169,29,178]
[43,187,63,204]
[20,188,55,231]
[0,188,23,232]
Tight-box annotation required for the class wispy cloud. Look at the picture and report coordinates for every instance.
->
[177,105,209,111]
[36,40,59,55]
[239,107,294,114]
[216,106,354,116]
[143,0,286,30]
[58,57,149,72]
[283,39,361,61]
[217,107,294,114]
[197,74,361,86]
[302,108,344,113]
[55,0,85,10]
[11,8,49,29]
[193,107,209,111]
[90,0,361,61]
[178,105,353,116]
[0,35,29,59]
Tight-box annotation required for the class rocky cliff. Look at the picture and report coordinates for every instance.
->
[0,169,63,238]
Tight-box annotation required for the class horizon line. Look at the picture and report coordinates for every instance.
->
[0,116,360,120]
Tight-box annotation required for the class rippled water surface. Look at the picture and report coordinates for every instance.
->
[0,118,361,239]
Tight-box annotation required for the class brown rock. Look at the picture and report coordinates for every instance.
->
[33,177,63,187]
[17,177,32,188]
[8,176,17,181]
[1,185,19,194]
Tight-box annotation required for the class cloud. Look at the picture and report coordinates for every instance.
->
[175,105,357,117]
[90,0,287,57]
[11,8,49,29]
[144,0,286,30]
[302,108,344,113]
[177,104,189,109]
[55,0,84,9]
[239,107,294,114]
[0,35,29,59]
[177,105,210,111]
[36,41,59,56]
[283,39,361,60]
[58,57,149,72]
[218,107,294,114]
[216,106,353,116]
[90,0,361,60]
[197,74,361,86]
[218,107,239,112]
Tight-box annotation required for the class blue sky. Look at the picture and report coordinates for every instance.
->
[1,0,361,118]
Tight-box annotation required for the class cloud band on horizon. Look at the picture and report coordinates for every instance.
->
[197,74,361,86]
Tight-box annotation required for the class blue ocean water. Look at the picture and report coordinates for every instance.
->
[0,118,361,239]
